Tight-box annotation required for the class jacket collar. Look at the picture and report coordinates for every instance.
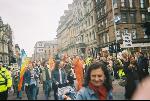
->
[87,86,97,95]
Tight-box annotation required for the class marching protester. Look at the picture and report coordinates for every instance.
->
[41,61,52,100]
[24,62,39,100]
[76,62,113,100]
[32,61,41,100]
[72,55,84,91]
[136,52,149,82]
[51,60,68,100]
[7,50,149,100]
[123,55,139,100]
[0,61,12,100]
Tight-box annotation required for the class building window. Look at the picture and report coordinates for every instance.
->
[86,21,88,27]
[103,33,106,43]
[129,0,134,8]
[39,43,42,46]
[101,21,104,27]
[104,6,106,13]
[100,8,103,15]
[96,0,100,3]
[103,34,105,43]
[0,43,2,52]
[121,0,125,7]
[107,33,110,42]
[121,13,128,23]
[87,34,89,42]
[130,13,136,23]
[141,13,146,22]
[89,32,92,41]
[0,56,2,61]
[131,29,137,39]
[91,16,93,25]
[106,19,108,27]
[140,0,146,8]
[93,31,96,40]
[143,26,148,38]
[88,18,90,26]
[97,11,100,20]
[144,31,148,38]
[113,0,118,8]
[81,35,83,42]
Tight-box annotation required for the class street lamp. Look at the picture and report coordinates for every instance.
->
[111,0,121,58]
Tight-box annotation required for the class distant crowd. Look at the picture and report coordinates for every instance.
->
[0,49,149,100]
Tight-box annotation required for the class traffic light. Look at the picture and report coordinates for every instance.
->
[109,43,114,53]
[116,43,121,52]
[143,22,150,36]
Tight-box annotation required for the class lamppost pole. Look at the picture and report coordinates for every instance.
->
[111,0,118,59]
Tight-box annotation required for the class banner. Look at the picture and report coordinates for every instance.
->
[122,33,132,48]
[18,49,30,91]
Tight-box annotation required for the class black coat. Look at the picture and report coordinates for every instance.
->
[124,66,139,99]
[137,56,149,81]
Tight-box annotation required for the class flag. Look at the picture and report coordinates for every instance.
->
[114,16,121,24]
[18,49,30,91]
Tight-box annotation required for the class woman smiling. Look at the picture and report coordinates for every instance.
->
[75,62,113,100]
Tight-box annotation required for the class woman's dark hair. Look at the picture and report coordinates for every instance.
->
[83,61,113,91]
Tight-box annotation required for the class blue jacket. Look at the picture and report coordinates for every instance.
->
[24,68,38,86]
[76,86,113,100]
[24,69,31,85]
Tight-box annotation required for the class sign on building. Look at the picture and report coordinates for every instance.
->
[122,33,132,48]
[116,30,121,41]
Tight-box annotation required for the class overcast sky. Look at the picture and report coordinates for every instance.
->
[0,0,73,57]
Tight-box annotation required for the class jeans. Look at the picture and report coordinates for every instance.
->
[25,84,37,100]
[25,85,31,100]
[52,83,58,100]
[16,91,22,99]
[44,80,52,100]
[35,86,39,100]
[30,84,37,100]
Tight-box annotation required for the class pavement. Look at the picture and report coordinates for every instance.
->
[8,80,125,100]
[112,80,125,100]
[8,84,54,100]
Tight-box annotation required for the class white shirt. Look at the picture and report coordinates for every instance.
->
[59,68,62,84]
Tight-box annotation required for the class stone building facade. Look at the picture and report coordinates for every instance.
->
[57,0,150,57]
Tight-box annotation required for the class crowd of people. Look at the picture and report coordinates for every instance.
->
[0,49,149,100]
